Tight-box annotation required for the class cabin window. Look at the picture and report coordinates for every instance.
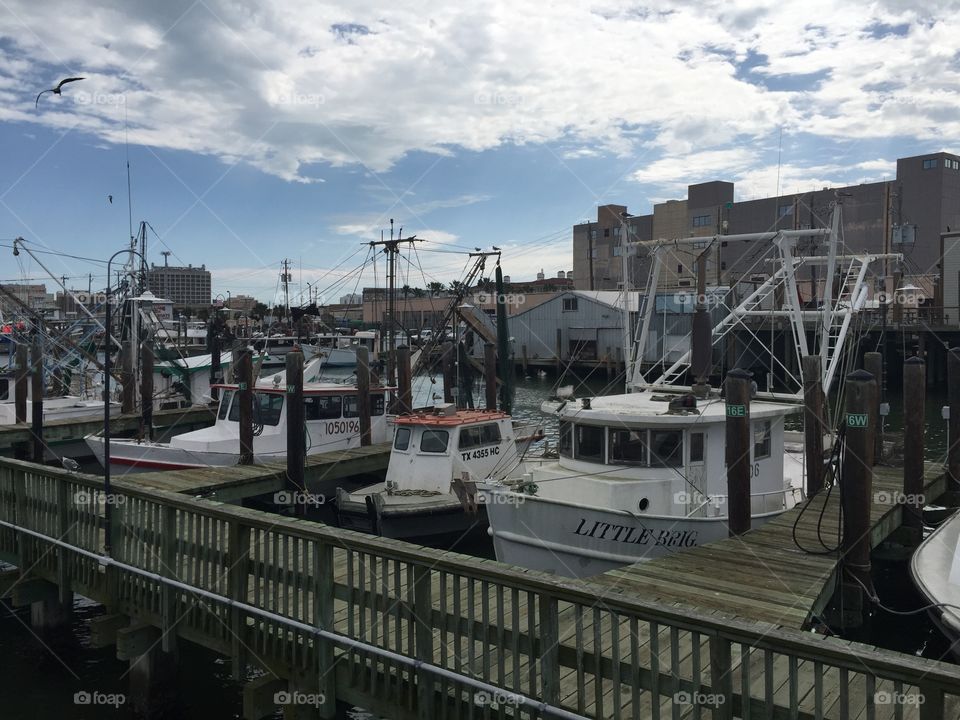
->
[305,395,342,420]
[420,429,449,453]
[459,423,502,450]
[394,427,411,451]
[558,421,573,457]
[689,432,704,462]
[217,390,234,420]
[609,429,648,465]
[0,378,9,401]
[232,393,284,426]
[343,393,385,418]
[753,420,771,459]
[648,430,682,467]
[575,425,605,463]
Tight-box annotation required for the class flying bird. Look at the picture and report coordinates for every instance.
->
[108,195,113,204]
[35,77,85,108]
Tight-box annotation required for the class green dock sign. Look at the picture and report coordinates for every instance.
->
[846,413,869,428]
[726,404,746,417]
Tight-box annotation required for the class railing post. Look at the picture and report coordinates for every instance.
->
[313,541,336,718]
[413,565,434,719]
[538,594,560,707]
[286,349,305,516]
[708,635,733,720]
[160,505,179,655]
[13,466,28,565]
[227,519,250,678]
[903,356,925,544]
[802,355,825,495]
[725,369,752,537]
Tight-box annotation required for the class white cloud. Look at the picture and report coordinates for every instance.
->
[2,0,955,186]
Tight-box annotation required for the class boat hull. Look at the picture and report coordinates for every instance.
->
[480,486,785,578]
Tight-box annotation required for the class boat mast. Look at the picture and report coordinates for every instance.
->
[619,212,632,387]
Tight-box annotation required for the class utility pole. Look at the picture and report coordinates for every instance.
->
[367,221,424,386]
[281,259,292,331]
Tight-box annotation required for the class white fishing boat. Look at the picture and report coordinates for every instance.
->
[480,201,897,577]
[311,331,380,367]
[335,406,543,539]
[910,509,960,658]
[86,376,394,472]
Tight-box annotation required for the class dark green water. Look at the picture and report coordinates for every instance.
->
[0,375,955,718]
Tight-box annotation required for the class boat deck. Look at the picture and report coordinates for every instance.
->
[592,463,947,629]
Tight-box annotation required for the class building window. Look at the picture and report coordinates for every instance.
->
[692,214,711,227]
[590,229,597,239]
[953,160,960,170]
[562,297,578,312]
[603,228,610,238]
[923,158,938,169]
[778,204,793,218]
[677,264,683,273]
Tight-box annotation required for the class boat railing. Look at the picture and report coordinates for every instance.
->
[685,485,805,518]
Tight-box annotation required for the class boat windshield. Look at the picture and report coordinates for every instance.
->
[420,429,449,453]
[228,392,284,426]
[217,390,234,420]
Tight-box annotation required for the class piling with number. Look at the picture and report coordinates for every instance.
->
[286,349,305,516]
[802,355,826,495]
[484,343,497,410]
[902,356,925,542]
[356,346,372,447]
[724,368,752,537]
[841,368,876,596]
[30,336,43,462]
[237,348,254,465]
[396,345,412,415]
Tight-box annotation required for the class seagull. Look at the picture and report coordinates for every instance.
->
[475,247,481,251]
[61,457,80,473]
[108,195,113,204]
[35,77,85,108]
[492,245,500,251]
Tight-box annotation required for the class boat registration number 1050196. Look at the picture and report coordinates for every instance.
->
[461,446,500,461]
[326,420,360,435]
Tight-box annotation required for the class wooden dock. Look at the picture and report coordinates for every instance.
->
[0,405,216,452]
[592,464,947,630]
[132,442,392,501]
[1,457,958,719]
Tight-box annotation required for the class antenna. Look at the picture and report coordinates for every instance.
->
[125,102,134,245]
[161,250,171,267]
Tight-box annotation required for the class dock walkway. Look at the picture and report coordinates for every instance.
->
[0,458,957,719]
[593,464,946,629]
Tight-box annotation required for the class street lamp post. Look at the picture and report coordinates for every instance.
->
[103,248,145,555]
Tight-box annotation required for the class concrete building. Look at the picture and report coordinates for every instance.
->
[573,151,960,293]
[0,284,51,316]
[146,264,211,308]
[225,294,257,313]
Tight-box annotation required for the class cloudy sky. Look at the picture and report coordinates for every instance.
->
[1,0,958,303]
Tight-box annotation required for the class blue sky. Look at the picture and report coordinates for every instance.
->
[1,0,957,303]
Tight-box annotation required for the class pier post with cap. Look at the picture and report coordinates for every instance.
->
[356,345,372,447]
[903,356,925,544]
[237,348,254,465]
[286,348,305,515]
[724,368,752,537]
[802,355,826,496]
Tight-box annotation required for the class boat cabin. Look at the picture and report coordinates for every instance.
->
[547,392,798,517]
[386,407,521,493]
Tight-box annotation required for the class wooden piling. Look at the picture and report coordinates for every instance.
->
[237,348,254,465]
[286,350,305,516]
[121,339,135,414]
[396,345,412,415]
[30,336,43,463]
[724,368,752,537]
[14,342,27,424]
[902,356,925,543]
[841,368,876,596]
[140,340,154,441]
[441,341,455,405]
[863,351,883,464]
[484,343,498,411]
[949,347,960,491]
[356,346,372,447]
[802,355,826,496]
